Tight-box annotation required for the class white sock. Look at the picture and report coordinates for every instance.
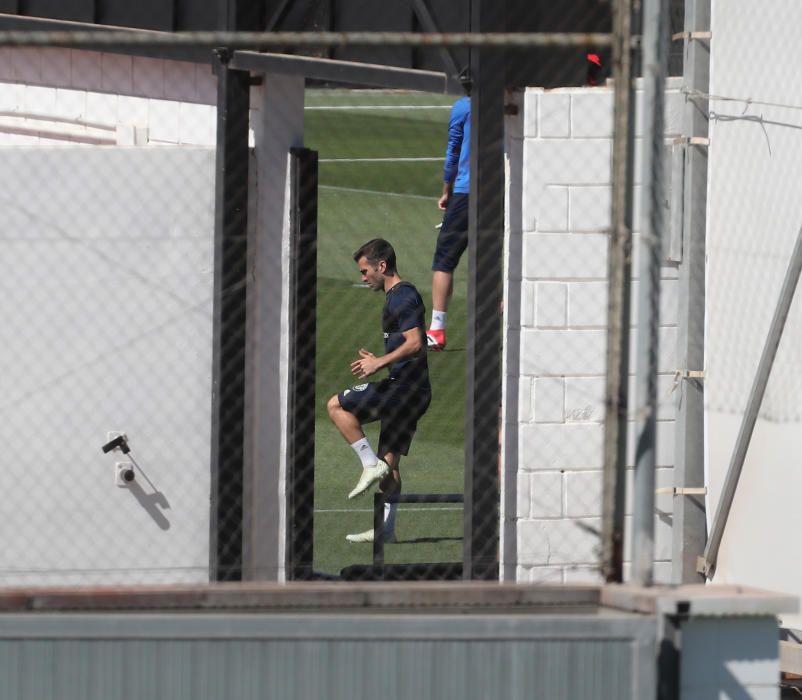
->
[350,437,378,468]
[384,500,398,535]
[430,310,448,331]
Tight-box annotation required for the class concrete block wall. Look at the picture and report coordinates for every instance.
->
[0,48,217,145]
[503,79,684,584]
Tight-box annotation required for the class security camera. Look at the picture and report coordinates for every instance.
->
[102,434,130,454]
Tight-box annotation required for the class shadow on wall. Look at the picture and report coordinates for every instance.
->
[126,457,171,531]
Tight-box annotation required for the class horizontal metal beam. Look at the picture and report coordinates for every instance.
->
[231,50,459,92]
[0,13,212,62]
[386,493,464,504]
[0,26,613,50]
[0,582,605,613]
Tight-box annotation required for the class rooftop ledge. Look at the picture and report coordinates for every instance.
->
[0,581,794,618]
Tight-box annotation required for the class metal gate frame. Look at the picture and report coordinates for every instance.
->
[210,36,522,581]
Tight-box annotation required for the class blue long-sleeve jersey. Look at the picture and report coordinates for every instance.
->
[443,96,470,195]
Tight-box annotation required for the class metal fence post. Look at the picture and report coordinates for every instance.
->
[373,492,385,570]
[210,48,251,582]
[632,0,669,586]
[464,0,504,582]
[672,0,710,584]
[286,147,318,581]
[602,0,636,584]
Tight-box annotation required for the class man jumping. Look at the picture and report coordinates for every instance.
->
[326,238,432,543]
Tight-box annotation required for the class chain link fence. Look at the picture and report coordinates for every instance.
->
[0,3,691,588]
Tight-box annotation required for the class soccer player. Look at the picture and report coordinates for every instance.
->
[326,238,432,543]
[426,72,471,352]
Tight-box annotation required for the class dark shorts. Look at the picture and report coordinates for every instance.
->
[338,378,431,456]
[432,193,469,273]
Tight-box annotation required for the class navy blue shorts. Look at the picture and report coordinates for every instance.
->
[432,193,469,273]
[338,378,431,456]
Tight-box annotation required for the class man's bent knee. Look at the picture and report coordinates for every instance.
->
[326,394,341,418]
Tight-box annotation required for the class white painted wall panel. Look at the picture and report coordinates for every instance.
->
[0,148,216,585]
[0,48,302,585]
[705,1,802,603]
[0,49,217,147]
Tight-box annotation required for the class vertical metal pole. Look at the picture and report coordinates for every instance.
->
[700,225,802,578]
[464,69,503,580]
[373,492,385,568]
[464,0,504,581]
[632,0,669,586]
[601,0,637,584]
[210,49,251,582]
[286,147,318,581]
[672,0,710,583]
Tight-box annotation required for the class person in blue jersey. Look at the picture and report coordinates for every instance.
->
[326,238,431,544]
[426,72,471,352]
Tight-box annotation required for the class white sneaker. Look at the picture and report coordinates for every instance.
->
[347,460,390,500]
[346,528,397,544]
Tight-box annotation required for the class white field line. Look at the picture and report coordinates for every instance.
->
[317,507,462,514]
[305,105,451,110]
[320,156,442,162]
[319,184,432,200]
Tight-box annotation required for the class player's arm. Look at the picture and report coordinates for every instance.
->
[351,328,423,379]
[438,181,453,211]
[440,102,465,209]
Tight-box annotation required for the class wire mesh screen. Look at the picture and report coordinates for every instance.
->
[0,0,685,588]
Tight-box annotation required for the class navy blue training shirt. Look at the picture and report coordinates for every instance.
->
[382,281,430,388]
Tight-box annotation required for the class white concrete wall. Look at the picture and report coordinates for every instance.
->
[0,147,216,585]
[0,47,302,585]
[0,48,222,585]
[0,48,217,146]
[504,80,684,583]
[705,1,802,605]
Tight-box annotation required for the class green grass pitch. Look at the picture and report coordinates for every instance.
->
[304,89,467,576]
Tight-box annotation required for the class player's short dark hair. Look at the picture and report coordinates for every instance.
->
[457,65,472,95]
[353,238,398,273]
